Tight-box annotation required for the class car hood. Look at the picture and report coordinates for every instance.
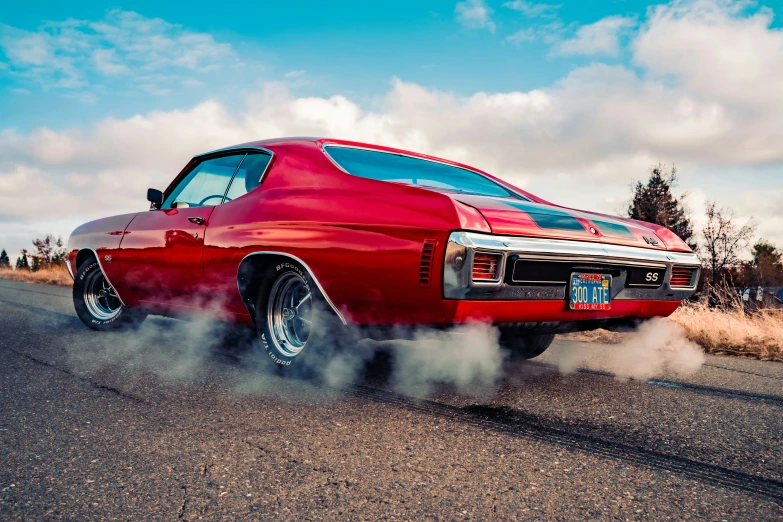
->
[451,195,688,251]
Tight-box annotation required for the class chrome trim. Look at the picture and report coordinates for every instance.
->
[64,259,75,280]
[194,145,274,158]
[81,248,126,306]
[237,251,347,325]
[177,146,276,207]
[444,231,701,301]
[320,143,531,201]
[451,231,701,267]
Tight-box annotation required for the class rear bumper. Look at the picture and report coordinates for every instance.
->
[444,299,681,324]
[444,231,701,302]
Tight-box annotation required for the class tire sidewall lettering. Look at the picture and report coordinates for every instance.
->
[76,260,125,326]
[274,262,310,291]
[264,263,312,366]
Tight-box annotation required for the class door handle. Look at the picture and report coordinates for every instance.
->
[188,216,207,225]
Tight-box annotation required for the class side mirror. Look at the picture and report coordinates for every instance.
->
[147,188,164,209]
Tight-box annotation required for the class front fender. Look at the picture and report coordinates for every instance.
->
[68,212,140,303]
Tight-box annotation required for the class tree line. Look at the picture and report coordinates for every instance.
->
[629,164,780,288]
[0,235,67,272]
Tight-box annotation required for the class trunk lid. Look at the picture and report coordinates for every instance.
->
[452,195,670,250]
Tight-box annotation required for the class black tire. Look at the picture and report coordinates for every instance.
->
[256,260,350,373]
[73,259,146,330]
[499,329,555,360]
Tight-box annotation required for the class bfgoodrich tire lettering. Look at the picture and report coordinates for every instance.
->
[73,259,146,330]
[256,260,349,371]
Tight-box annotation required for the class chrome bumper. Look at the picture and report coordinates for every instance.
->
[443,231,701,301]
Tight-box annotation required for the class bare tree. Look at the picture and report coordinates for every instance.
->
[701,202,756,283]
[30,234,66,271]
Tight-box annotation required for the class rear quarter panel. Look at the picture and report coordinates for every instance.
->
[203,142,467,325]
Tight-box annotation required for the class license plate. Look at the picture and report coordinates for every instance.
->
[570,273,611,310]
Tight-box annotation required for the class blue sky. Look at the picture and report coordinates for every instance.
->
[1,0,783,259]
[1,0,728,131]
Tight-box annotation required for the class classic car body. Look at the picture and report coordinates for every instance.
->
[67,137,700,361]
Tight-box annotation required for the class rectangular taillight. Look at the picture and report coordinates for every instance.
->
[670,266,697,288]
[472,252,502,281]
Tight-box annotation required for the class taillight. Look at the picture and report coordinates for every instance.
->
[472,252,502,281]
[670,266,697,288]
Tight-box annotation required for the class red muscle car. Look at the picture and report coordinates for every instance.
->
[67,137,701,365]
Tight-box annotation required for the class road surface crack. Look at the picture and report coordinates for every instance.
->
[4,346,149,404]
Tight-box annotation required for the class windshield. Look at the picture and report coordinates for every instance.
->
[323,145,521,199]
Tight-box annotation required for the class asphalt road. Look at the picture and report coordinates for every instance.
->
[1,279,782,521]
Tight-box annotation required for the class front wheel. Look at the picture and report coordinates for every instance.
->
[73,259,146,330]
[499,328,555,360]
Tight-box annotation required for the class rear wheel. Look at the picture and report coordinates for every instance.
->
[256,260,350,372]
[73,259,146,330]
[499,328,555,360]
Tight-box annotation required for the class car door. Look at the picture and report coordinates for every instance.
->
[119,153,246,306]
[202,151,274,313]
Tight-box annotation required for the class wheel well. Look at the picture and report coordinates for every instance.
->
[75,249,98,271]
[237,254,288,323]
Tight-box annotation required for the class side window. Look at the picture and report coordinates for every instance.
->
[163,154,245,209]
[224,152,272,201]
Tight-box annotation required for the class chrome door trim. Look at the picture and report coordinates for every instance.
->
[237,251,347,325]
[64,259,75,280]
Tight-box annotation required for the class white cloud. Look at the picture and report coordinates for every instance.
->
[455,0,497,34]
[505,28,537,44]
[551,15,637,57]
[634,0,783,109]
[1,0,783,258]
[503,1,561,18]
[0,10,239,93]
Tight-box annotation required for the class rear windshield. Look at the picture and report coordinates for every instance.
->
[323,145,520,199]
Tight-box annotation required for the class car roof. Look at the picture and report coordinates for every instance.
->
[203,136,486,174]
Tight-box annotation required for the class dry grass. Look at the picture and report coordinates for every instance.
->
[560,329,625,344]
[0,266,73,286]
[670,303,783,362]
[561,303,783,362]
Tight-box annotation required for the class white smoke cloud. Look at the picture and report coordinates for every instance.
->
[550,318,706,380]
[388,323,503,397]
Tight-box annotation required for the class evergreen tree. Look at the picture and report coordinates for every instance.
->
[748,239,783,286]
[0,249,10,269]
[628,164,696,250]
[15,249,30,270]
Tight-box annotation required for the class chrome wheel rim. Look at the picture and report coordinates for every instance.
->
[267,272,312,357]
[83,268,122,321]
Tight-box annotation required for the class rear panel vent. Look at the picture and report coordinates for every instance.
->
[419,240,437,286]
[670,266,698,288]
